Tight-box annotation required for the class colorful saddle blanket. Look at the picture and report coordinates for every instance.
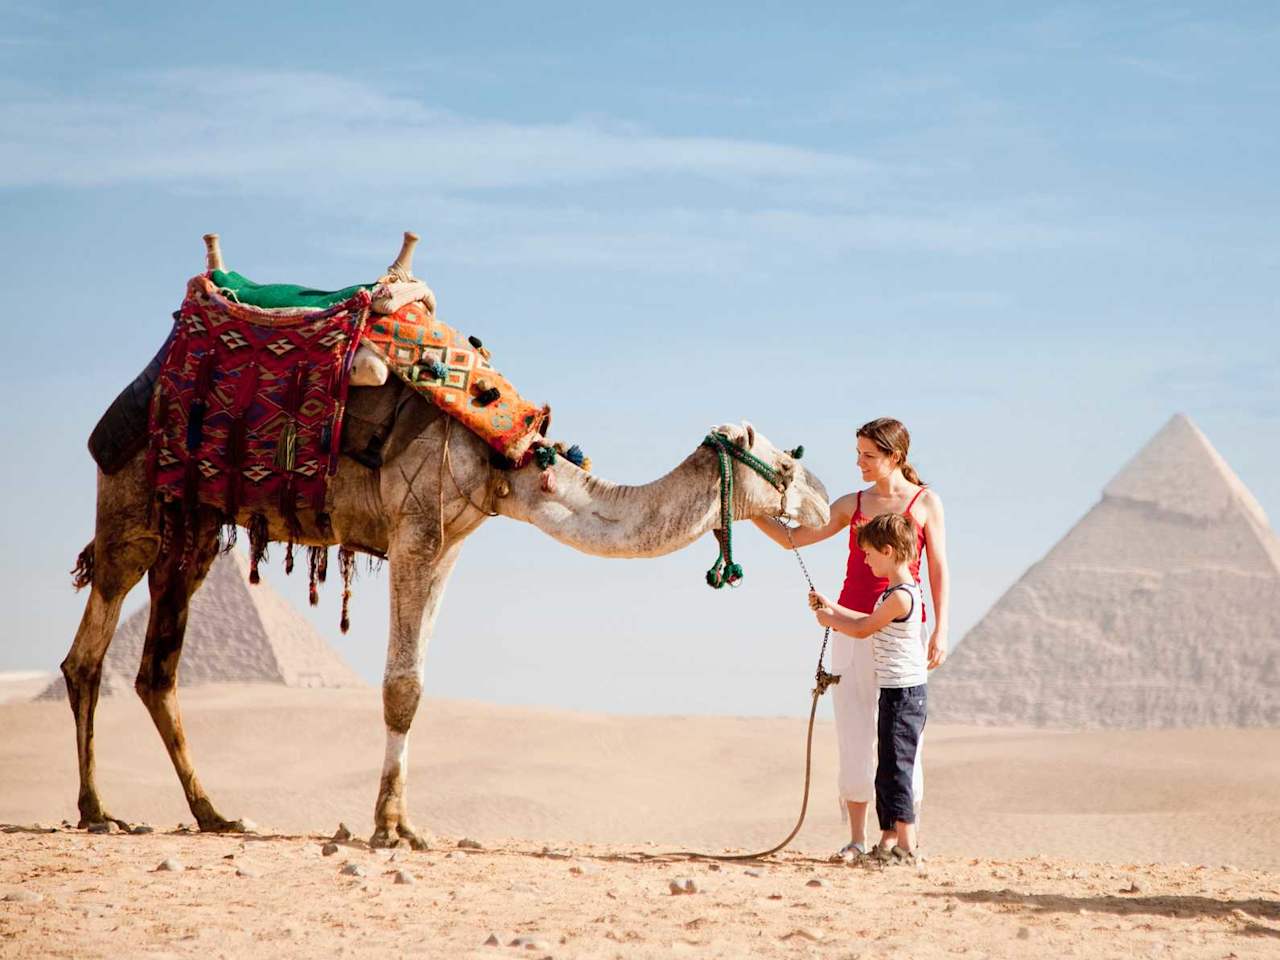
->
[361,300,550,463]
[147,276,370,534]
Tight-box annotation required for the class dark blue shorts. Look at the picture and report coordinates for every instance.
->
[875,683,928,830]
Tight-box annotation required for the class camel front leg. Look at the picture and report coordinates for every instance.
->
[370,538,462,850]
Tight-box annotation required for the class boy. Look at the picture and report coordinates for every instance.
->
[808,513,927,861]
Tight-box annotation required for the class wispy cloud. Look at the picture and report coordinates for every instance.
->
[0,69,869,191]
[0,67,1119,272]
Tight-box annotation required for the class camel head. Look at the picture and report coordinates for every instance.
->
[710,421,830,529]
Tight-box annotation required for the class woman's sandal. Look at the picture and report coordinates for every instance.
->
[832,841,869,863]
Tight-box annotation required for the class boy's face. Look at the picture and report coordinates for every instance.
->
[863,544,896,579]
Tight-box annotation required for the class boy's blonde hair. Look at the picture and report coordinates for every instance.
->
[856,513,918,564]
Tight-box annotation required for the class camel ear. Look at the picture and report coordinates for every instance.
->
[740,421,756,450]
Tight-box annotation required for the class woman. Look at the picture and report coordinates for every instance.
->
[753,417,950,858]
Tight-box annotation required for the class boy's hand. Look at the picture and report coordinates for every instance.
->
[808,590,834,616]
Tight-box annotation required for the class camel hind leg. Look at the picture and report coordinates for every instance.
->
[133,510,246,832]
[61,465,160,828]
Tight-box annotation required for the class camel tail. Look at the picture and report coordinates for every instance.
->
[71,542,95,591]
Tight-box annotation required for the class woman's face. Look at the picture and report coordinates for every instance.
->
[856,436,900,482]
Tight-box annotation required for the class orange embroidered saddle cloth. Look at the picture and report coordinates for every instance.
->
[360,300,550,463]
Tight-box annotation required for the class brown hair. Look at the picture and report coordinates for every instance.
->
[857,417,923,486]
[856,513,919,564]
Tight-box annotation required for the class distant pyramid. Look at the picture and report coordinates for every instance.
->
[932,414,1280,728]
[40,550,364,699]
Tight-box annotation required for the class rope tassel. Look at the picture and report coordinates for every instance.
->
[338,547,356,634]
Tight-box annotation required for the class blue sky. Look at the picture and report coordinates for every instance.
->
[0,2,1276,714]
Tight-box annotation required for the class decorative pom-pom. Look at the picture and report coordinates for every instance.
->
[565,444,586,467]
[467,335,484,350]
[534,446,557,470]
[788,445,805,460]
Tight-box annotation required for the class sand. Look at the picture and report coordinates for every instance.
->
[2,685,1279,958]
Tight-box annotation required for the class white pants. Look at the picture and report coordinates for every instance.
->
[829,624,925,819]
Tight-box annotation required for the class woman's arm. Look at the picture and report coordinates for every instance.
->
[753,492,855,548]
[922,490,950,669]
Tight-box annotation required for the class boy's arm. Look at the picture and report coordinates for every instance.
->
[820,592,910,639]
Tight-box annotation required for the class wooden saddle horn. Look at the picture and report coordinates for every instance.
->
[203,233,225,273]
[383,231,420,283]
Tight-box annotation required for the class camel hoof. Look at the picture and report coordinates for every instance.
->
[78,815,132,834]
[199,816,254,834]
[369,829,402,850]
[396,822,430,851]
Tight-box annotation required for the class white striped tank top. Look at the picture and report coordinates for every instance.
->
[871,582,926,689]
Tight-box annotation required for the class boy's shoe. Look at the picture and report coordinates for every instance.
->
[890,846,919,866]
[832,841,869,864]
[869,843,896,863]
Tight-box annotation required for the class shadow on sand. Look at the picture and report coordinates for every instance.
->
[928,888,1280,938]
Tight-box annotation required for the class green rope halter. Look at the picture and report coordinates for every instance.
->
[702,432,788,589]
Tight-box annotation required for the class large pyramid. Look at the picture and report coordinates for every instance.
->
[932,414,1280,728]
[40,550,364,699]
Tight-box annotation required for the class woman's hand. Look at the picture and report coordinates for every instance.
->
[927,625,949,670]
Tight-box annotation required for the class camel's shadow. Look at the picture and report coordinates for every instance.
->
[928,888,1280,938]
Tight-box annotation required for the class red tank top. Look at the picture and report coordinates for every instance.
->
[837,488,928,619]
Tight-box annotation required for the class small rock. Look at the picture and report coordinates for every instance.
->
[87,822,118,835]
[509,937,551,950]
[457,837,483,850]
[131,824,154,835]
[1121,879,1143,894]
[782,928,824,942]
[3,890,43,904]
[539,846,571,859]
[483,933,501,946]
[155,858,184,872]
[744,868,762,878]
[1016,927,1031,940]
[806,878,826,888]
[669,877,698,895]
[321,842,340,857]
[446,851,466,861]
[394,870,414,885]
[569,864,601,877]
[333,823,352,842]
[235,867,259,878]
[339,862,366,877]
[707,863,721,872]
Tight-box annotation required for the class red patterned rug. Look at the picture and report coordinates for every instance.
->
[147,275,369,551]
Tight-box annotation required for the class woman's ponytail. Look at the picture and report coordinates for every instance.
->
[901,461,923,486]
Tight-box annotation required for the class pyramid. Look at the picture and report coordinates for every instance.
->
[931,414,1280,728]
[40,550,364,699]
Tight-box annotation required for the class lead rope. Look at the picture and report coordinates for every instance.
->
[644,519,839,863]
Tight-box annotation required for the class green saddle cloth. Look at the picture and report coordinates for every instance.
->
[210,269,374,310]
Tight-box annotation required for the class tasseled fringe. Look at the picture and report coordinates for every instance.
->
[218,520,238,554]
[284,541,295,576]
[365,555,385,575]
[70,543,95,591]
[247,513,269,584]
[338,547,356,634]
[307,546,328,607]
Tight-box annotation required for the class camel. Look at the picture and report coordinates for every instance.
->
[60,274,830,849]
